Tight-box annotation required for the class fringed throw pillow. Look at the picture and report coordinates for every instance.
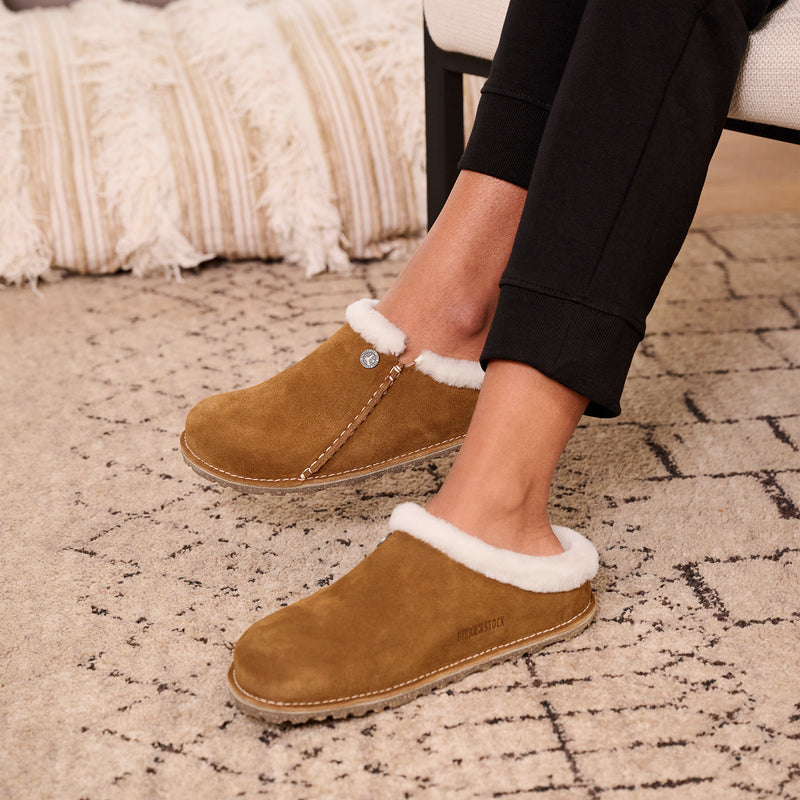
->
[0,0,427,283]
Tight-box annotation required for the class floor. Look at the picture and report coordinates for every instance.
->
[4,219,799,797]
[695,128,800,218]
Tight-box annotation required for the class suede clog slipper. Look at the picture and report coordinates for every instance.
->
[180,300,481,492]
[228,503,599,723]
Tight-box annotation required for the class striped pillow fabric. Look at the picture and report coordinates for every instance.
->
[0,0,425,283]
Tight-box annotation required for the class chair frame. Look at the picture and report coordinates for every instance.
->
[424,21,800,227]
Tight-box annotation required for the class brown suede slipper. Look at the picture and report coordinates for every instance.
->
[180,300,482,492]
[228,503,599,724]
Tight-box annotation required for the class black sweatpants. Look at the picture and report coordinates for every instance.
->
[460,0,783,416]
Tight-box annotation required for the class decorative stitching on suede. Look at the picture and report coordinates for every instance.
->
[312,436,464,479]
[299,363,404,480]
[182,432,465,484]
[231,597,594,708]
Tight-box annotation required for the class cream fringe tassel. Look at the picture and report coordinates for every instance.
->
[167,0,350,276]
[0,0,430,284]
[71,0,210,278]
[334,0,427,234]
[0,5,54,286]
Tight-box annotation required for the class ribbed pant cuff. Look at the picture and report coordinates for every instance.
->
[459,90,550,189]
[481,284,644,418]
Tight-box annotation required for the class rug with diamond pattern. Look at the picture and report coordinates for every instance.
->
[2,214,799,799]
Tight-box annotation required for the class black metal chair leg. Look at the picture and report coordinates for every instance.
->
[424,22,467,229]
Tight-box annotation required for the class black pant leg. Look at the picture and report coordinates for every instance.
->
[458,0,588,189]
[481,0,776,417]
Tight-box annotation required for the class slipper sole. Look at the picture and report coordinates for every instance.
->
[180,430,464,493]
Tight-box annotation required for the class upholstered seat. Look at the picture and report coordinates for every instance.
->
[423,0,800,224]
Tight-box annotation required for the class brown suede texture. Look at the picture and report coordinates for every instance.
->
[183,325,400,485]
[182,325,478,488]
[316,365,479,481]
[231,532,595,713]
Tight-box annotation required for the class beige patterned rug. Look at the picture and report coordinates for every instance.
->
[2,214,800,799]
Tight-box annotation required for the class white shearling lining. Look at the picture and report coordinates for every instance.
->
[414,350,484,389]
[345,298,406,356]
[344,300,484,386]
[389,503,598,592]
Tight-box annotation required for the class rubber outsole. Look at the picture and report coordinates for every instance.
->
[180,431,464,494]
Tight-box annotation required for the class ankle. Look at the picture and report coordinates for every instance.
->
[376,288,495,363]
[373,171,526,363]
[443,293,496,348]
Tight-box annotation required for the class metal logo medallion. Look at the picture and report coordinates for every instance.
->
[360,348,380,369]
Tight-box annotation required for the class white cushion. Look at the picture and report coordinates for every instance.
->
[424,0,800,131]
[424,0,508,63]
[731,0,800,129]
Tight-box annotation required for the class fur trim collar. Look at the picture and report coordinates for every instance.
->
[345,299,406,356]
[414,350,484,389]
[344,298,483,387]
[389,503,598,592]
